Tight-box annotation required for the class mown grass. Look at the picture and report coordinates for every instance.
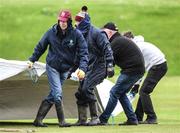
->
[0,76,180,133]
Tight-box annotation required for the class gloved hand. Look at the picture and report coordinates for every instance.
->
[130,84,140,94]
[77,69,85,80]
[27,60,34,68]
[107,63,114,78]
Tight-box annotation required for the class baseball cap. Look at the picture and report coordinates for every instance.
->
[58,10,71,22]
[103,22,118,31]
[75,11,86,22]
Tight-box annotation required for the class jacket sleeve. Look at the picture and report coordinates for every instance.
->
[95,29,114,65]
[76,30,89,73]
[29,30,49,62]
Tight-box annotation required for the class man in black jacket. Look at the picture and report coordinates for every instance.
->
[99,22,145,125]
[28,10,89,127]
[73,9,114,126]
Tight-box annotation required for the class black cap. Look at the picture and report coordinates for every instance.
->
[103,22,118,31]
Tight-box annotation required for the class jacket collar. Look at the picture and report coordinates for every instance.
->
[109,32,121,43]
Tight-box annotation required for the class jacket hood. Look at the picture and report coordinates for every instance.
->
[76,14,91,36]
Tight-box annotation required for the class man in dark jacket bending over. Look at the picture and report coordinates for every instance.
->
[99,22,145,125]
[74,8,114,126]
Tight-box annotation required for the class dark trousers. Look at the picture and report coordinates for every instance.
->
[135,62,168,121]
[75,62,106,106]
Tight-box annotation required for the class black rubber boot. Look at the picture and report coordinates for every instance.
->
[33,100,53,127]
[87,102,100,126]
[55,101,71,127]
[73,105,88,126]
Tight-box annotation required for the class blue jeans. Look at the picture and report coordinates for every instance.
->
[45,64,69,103]
[99,73,143,123]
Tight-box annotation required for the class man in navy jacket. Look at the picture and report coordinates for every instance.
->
[28,10,89,127]
[73,7,114,126]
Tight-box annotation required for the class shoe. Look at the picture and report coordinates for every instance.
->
[119,120,138,126]
[97,121,109,126]
[98,116,109,126]
[97,118,109,126]
[59,122,71,127]
[139,119,158,124]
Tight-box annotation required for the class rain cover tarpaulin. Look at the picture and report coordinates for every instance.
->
[0,58,136,120]
[0,58,78,120]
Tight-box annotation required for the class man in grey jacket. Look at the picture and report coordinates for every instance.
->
[124,31,168,124]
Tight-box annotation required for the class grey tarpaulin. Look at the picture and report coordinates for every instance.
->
[0,58,103,120]
[0,72,79,120]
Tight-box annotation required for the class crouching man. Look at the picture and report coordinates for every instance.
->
[99,22,145,125]
[124,31,168,124]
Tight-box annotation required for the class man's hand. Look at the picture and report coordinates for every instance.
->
[27,60,34,68]
[77,69,85,80]
[107,63,114,78]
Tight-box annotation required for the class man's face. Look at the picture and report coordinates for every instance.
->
[103,29,112,40]
[59,21,68,30]
[103,28,117,40]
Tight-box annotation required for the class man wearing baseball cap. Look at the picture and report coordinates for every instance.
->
[99,22,145,125]
[28,10,89,127]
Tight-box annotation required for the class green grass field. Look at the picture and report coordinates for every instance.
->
[0,0,180,132]
[0,76,180,133]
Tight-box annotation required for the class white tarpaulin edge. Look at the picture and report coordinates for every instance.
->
[0,58,46,81]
